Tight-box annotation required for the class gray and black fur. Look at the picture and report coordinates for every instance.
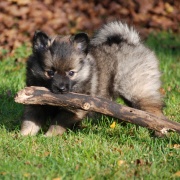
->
[21,31,96,136]
[21,21,163,136]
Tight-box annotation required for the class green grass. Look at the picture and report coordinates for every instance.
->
[0,34,180,180]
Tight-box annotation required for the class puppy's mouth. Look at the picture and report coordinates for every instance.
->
[51,84,71,94]
[52,90,69,94]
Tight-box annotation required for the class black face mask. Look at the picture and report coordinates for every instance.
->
[50,74,71,94]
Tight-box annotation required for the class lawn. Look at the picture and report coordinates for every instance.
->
[0,33,179,180]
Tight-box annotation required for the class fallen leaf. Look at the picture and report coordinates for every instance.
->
[135,159,150,166]
[8,0,31,5]
[134,0,154,14]
[168,153,174,156]
[0,0,179,60]
[173,171,180,177]
[0,172,7,175]
[117,160,125,166]
[43,151,50,157]
[160,88,166,95]
[52,177,61,180]
[24,161,31,165]
[173,144,180,149]
[167,86,172,92]
[75,164,79,170]
[165,3,174,13]
[36,164,43,168]
[150,1,165,15]
[113,148,123,154]
[110,121,116,129]
[150,15,174,29]
[23,173,30,177]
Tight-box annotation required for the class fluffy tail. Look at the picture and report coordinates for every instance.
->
[91,21,140,46]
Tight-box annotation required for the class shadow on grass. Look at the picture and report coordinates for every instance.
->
[0,87,23,132]
[73,113,180,144]
[1,88,179,144]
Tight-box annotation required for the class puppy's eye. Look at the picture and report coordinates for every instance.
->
[47,70,55,77]
[68,71,75,77]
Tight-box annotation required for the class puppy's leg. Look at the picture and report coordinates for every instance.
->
[116,65,165,136]
[20,105,45,136]
[120,90,164,137]
[45,110,87,136]
[119,80,164,117]
[116,59,164,116]
[132,96,165,137]
[120,85,165,136]
[132,97,164,117]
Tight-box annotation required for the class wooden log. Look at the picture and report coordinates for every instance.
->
[15,86,180,135]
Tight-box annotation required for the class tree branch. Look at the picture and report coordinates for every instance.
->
[15,86,180,135]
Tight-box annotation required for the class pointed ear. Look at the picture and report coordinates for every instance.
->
[33,31,51,52]
[72,33,89,54]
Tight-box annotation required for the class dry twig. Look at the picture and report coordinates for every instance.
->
[15,86,180,135]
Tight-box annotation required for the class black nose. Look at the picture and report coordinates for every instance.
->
[58,84,66,92]
[51,74,71,94]
[51,84,67,94]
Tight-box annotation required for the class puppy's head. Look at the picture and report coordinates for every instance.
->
[31,31,91,93]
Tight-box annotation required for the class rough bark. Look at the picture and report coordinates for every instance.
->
[15,86,180,135]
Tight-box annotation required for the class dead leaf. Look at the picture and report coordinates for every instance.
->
[0,172,7,175]
[52,178,61,180]
[150,15,174,29]
[135,159,150,166]
[165,3,174,13]
[24,161,31,165]
[117,160,125,166]
[134,0,154,14]
[173,144,180,149]
[0,0,179,60]
[113,148,123,155]
[160,88,166,95]
[43,151,50,157]
[8,0,31,5]
[110,121,116,129]
[23,173,30,177]
[75,165,79,170]
[36,164,43,168]
[167,86,172,92]
[150,1,166,15]
[173,171,180,177]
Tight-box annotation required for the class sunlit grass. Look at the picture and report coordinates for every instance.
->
[0,34,179,179]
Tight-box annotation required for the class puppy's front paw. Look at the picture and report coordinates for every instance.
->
[20,120,41,136]
[45,125,66,137]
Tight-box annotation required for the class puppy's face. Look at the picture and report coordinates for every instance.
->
[31,31,90,93]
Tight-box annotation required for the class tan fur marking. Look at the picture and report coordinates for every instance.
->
[45,125,66,136]
[21,120,41,136]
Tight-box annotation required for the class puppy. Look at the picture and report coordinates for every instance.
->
[20,21,163,136]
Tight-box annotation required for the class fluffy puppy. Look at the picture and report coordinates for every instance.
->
[20,21,163,136]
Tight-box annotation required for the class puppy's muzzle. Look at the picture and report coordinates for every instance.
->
[51,74,71,94]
